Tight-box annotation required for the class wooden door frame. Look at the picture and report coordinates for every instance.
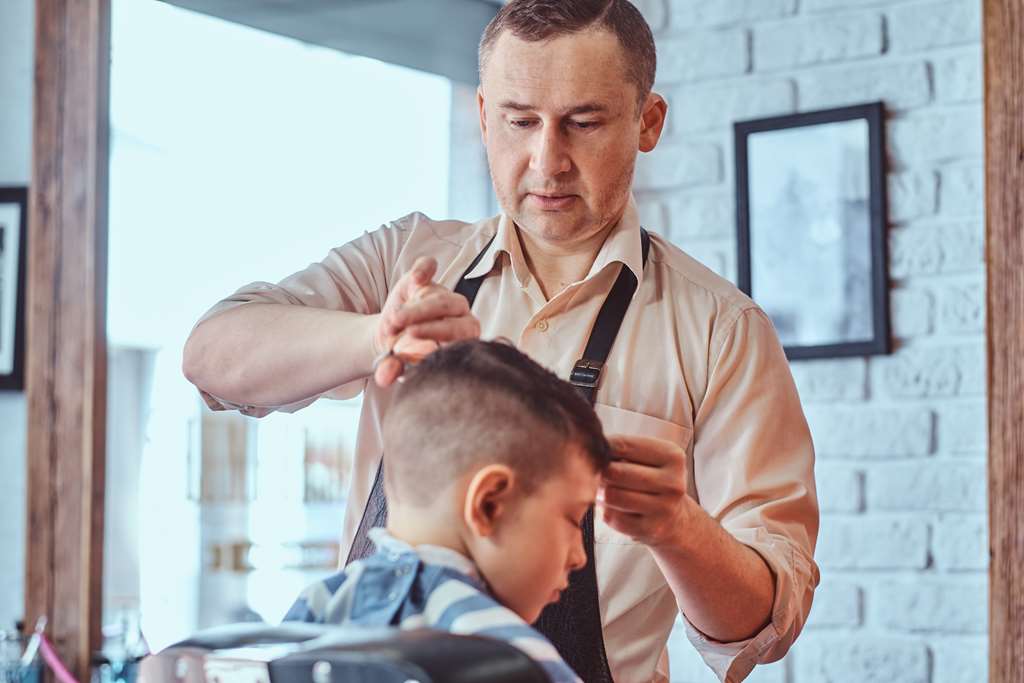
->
[985,1,1024,681]
[24,1,110,681]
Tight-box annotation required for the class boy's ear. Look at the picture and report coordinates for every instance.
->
[463,464,515,537]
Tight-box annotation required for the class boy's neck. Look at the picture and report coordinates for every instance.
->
[386,509,470,559]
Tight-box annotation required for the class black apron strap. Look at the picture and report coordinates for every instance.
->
[346,228,652,683]
[453,233,498,304]
[568,228,650,404]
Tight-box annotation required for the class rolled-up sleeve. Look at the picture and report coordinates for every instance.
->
[686,306,820,682]
[190,218,412,415]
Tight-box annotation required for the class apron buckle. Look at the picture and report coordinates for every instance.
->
[569,358,604,389]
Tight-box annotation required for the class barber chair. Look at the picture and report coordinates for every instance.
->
[138,623,552,683]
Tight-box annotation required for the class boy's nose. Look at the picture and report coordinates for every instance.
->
[567,537,587,571]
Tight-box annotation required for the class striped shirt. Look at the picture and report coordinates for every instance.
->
[284,528,581,683]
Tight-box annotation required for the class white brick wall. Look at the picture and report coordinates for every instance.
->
[794,637,930,683]
[659,30,749,82]
[888,0,982,53]
[933,637,988,683]
[669,79,796,133]
[630,1,987,680]
[753,13,884,71]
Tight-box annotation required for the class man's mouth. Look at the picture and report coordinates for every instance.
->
[527,192,577,210]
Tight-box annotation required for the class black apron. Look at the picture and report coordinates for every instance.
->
[346,229,652,683]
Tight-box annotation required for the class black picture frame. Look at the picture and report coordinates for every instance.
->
[735,102,890,361]
[0,187,28,391]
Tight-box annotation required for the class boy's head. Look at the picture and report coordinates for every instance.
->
[382,339,612,622]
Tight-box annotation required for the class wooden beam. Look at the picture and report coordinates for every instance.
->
[24,1,110,681]
[985,0,1024,681]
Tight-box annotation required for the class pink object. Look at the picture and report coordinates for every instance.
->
[37,633,79,683]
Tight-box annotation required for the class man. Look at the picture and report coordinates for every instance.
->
[183,1,819,681]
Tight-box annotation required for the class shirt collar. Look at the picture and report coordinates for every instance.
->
[462,194,646,290]
[587,194,645,286]
[368,527,483,584]
[463,211,532,287]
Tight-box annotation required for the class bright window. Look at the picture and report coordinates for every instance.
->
[107,0,454,650]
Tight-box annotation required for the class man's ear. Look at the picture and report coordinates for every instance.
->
[477,86,489,144]
[463,464,515,537]
[638,92,668,153]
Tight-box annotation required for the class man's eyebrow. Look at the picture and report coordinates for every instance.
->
[563,103,610,116]
[497,101,610,116]
[497,100,535,111]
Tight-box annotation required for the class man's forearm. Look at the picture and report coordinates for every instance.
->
[649,497,775,643]
[182,304,381,407]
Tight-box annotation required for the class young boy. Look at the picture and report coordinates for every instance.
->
[284,339,612,683]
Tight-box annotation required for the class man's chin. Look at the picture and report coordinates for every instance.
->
[514,211,586,243]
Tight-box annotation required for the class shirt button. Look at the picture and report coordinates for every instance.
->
[388,591,400,601]
[536,320,549,332]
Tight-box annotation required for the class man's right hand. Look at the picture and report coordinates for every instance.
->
[373,256,481,386]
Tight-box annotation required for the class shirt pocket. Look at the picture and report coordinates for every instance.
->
[593,403,694,546]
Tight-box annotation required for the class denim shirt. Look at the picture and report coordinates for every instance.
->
[285,528,581,683]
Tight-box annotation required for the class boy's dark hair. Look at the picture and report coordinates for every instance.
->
[478,0,657,110]
[382,339,612,506]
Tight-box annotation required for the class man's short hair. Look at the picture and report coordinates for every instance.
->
[478,0,657,109]
[382,339,612,507]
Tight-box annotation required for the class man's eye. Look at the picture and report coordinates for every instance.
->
[509,119,535,129]
[571,120,599,130]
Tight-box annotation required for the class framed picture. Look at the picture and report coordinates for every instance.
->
[735,103,890,360]
[0,187,27,391]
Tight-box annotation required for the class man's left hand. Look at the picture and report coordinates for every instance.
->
[599,434,696,547]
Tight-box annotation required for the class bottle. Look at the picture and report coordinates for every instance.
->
[0,630,20,683]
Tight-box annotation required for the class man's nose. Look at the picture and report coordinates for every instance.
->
[530,125,571,178]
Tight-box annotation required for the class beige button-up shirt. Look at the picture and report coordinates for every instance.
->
[195,198,819,683]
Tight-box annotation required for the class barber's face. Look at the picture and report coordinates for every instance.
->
[478,29,665,246]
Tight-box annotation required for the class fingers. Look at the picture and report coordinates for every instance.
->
[373,356,404,387]
[407,256,438,290]
[607,434,684,467]
[598,490,682,546]
[380,282,457,341]
[392,288,471,329]
[598,505,644,534]
[405,317,481,343]
[599,437,694,547]
[392,335,442,360]
[600,485,662,514]
[602,460,685,496]
[381,259,440,333]
[372,331,466,388]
